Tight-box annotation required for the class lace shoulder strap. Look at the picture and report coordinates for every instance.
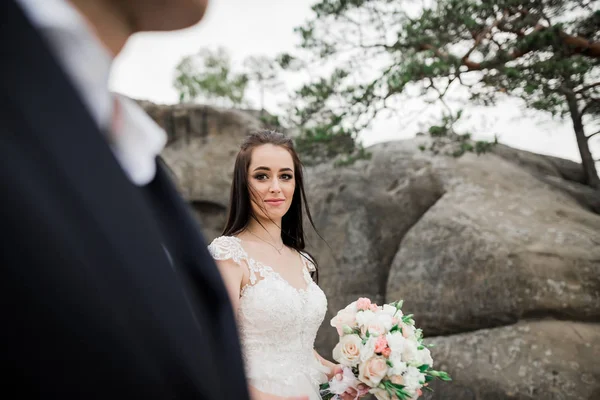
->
[299,251,316,272]
[208,236,246,263]
[208,236,258,285]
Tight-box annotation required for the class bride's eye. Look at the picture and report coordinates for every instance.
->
[253,174,269,181]
[280,174,293,180]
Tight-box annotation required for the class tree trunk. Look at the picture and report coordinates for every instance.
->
[565,93,600,189]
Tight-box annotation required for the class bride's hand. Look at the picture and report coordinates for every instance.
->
[331,365,368,399]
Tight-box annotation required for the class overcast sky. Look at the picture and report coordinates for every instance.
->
[109,0,598,164]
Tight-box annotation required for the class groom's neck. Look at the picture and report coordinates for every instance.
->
[68,0,132,56]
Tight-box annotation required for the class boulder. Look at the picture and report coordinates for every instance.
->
[423,320,600,400]
[386,149,600,336]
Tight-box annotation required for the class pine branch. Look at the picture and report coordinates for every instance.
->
[462,13,507,63]
[576,82,600,94]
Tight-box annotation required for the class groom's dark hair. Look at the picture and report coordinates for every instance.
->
[222,129,320,281]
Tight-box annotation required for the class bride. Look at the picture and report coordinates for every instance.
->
[209,130,364,400]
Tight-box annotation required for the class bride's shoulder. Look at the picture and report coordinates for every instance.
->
[208,235,245,261]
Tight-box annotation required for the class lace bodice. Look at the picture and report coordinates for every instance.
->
[208,236,329,398]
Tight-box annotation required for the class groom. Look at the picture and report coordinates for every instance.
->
[0,0,249,398]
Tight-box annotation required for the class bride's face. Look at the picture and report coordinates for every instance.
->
[247,144,296,222]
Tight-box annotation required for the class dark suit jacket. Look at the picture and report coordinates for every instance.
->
[0,1,249,398]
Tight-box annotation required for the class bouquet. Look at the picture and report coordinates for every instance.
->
[320,298,451,400]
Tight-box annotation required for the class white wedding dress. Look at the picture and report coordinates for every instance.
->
[208,236,330,399]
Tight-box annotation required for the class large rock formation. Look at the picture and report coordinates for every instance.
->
[385,142,600,336]
[141,101,600,399]
[142,101,263,238]
[302,139,600,400]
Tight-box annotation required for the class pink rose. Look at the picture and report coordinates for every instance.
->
[369,304,379,312]
[332,334,362,367]
[331,311,356,335]
[382,347,392,358]
[374,336,388,354]
[356,297,372,311]
[358,356,388,387]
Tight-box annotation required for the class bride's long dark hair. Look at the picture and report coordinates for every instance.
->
[222,129,320,281]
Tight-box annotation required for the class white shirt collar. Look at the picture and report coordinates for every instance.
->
[16,0,167,185]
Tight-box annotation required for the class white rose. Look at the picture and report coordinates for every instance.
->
[360,336,377,362]
[403,366,425,391]
[344,301,358,314]
[355,310,376,327]
[388,353,408,376]
[330,310,357,336]
[332,334,362,367]
[376,313,394,331]
[401,340,419,364]
[386,332,407,354]
[382,304,398,318]
[417,347,434,367]
[360,312,391,337]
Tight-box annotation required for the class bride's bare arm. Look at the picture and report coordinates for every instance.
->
[313,349,336,380]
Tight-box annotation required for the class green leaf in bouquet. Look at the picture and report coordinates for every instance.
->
[417,345,424,350]
[342,325,354,335]
[383,381,411,400]
[390,324,400,333]
[418,364,430,373]
[395,300,404,310]
[425,375,434,383]
[401,314,414,324]
[437,371,452,381]
[319,382,335,400]
[395,388,411,400]
[427,370,452,381]
[386,359,394,368]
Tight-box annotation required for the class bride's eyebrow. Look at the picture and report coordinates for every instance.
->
[252,167,294,172]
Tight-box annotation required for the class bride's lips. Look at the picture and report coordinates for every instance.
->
[264,199,285,206]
